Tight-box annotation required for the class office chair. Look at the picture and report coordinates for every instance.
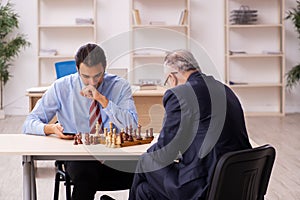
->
[53,161,72,200]
[206,144,276,200]
[53,60,77,200]
[54,60,77,79]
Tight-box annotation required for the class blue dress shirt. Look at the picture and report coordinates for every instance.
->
[23,72,138,135]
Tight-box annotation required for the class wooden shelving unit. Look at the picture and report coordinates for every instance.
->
[129,0,190,85]
[225,0,285,116]
[37,0,97,86]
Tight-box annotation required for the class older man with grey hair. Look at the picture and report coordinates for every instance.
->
[128,49,252,200]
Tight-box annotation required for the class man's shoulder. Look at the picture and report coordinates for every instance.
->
[52,73,79,89]
[104,73,130,86]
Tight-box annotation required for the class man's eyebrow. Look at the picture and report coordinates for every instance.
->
[81,72,103,78]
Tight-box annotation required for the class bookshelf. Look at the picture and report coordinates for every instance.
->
[129,0,190,85]
[37,0,97,86]
[225,0,285,116]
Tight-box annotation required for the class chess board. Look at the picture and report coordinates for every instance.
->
[73,122,154,148]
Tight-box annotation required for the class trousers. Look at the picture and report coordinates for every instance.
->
[66,160,136,200]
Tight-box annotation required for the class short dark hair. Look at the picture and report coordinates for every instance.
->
[75,43,107,70]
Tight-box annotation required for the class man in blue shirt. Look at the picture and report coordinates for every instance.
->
[23,43,138,200]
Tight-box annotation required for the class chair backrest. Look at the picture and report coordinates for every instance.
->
[55,60,77,79]
[206,144,276,200]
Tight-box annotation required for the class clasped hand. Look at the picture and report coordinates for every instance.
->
[80,85,97,99]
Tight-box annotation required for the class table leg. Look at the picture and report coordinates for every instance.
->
[22,156,37,200]
[31,159,37,200]
[22,156,32,200]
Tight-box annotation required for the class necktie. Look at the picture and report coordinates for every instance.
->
[89,100,102,134]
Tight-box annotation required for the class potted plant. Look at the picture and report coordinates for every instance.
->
[285,1,300,89]
[0,1,30,118]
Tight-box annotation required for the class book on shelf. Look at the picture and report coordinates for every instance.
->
[132,9,141,25]
[178,9,188,25]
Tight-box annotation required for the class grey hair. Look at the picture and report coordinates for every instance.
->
[164,49,201,72]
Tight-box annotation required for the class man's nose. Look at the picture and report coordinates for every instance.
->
[88,77,97,85]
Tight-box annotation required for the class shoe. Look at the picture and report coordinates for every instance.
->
[100,194,116,200]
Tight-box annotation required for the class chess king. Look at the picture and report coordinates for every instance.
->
[23,43,138,200]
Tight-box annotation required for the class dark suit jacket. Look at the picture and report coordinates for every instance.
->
[130,71,252,200]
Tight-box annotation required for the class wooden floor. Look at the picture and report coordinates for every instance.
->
[0,114,299,200]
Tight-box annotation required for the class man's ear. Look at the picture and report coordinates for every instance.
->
[170,73,178,86]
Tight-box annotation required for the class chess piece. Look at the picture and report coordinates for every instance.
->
[149,128,154,138]
[109,122,113,134]
[119,128,125,144]
[90,135,94,145]
[116,134,122,148]
[133,129,137,138]
[128,133,134,142]
[77,133,83,144]
[123,132,129,141]
[111,133,117,148]
[73,136,78,145]
[95,121,100,136]
[136,125,142,140]
[85,133,90,145]
[129,125,133,135]
[145,129,149,139]
[104,128,108,137]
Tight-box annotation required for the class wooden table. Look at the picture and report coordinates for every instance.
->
[0,134,151,200]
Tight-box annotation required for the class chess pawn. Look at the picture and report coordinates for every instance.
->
[111,133,117,148]
[136,125,142,140]
[100,132,106,144]
[149,128,154,138]
[105,134,110,147]
[116,134,122,148]
[108,134,112,147]
[85,133,90,145]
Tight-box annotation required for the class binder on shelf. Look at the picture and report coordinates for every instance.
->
[178,9,188,25]
[132,9,141,25]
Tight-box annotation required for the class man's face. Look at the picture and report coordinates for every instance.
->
[78,63,105,88]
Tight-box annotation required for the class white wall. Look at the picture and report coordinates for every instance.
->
[2,0,300,115]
